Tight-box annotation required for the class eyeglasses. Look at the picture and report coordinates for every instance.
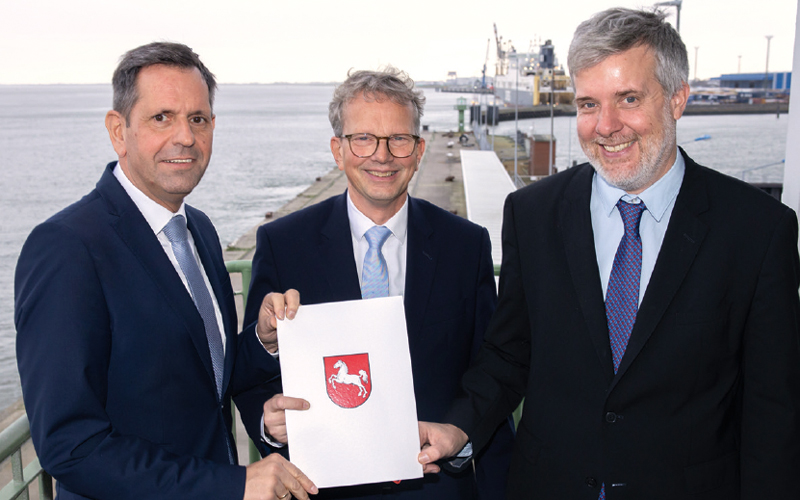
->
[341,133,420,158]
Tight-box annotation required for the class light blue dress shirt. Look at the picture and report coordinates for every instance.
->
[591,153,686,304]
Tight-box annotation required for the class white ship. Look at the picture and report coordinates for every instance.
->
[492,25,574,107]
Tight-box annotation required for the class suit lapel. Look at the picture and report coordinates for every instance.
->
[612,153,710,384]
[560,165,616,383]
[97,165,219,391]
[403,198,437,336]
[320,193,362,301]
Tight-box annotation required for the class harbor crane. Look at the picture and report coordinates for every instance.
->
[481,38,490,88]
[493,23,508,76]
[654,0,682,32]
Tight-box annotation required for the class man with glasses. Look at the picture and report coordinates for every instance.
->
[239,67,514,499]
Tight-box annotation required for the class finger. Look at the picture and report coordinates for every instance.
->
[284,289,300,320]
[265,395,310,413]
[281,396,310,411]
[267,293,287,321]
[418,444,444,464]
[282,461,318,498]
[418,421,429,446]
[422,462,441,474]
[264,394,286,412]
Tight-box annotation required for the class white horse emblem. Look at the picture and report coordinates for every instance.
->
[327,359,369,397]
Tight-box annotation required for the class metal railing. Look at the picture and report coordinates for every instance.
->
[224,259,262,465]
[0,414,52,500]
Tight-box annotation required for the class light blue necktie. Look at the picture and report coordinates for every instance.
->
[361,225,392,299]
[599,199,646,500]
[163,215,225,401]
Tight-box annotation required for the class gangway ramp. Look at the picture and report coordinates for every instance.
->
[461,150,516,267]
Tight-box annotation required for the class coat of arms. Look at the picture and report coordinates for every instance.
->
[324,353,371,408]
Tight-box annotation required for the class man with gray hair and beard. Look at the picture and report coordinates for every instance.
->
[418,7,800,499]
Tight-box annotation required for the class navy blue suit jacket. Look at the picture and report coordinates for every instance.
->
[240,192,514,500]
[15,162,280,500]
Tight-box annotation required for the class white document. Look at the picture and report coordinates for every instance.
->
[276,296,423,488]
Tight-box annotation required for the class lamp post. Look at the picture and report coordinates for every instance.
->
[654,0,682,32]
[764,35,773,92]
[694,46,699,82]
[514,50,519,187]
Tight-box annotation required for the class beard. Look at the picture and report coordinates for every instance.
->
[583,103,677,193]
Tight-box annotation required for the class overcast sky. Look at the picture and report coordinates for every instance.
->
[0,0,796,84]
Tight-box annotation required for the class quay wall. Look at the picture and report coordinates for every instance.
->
[479,102,791,123]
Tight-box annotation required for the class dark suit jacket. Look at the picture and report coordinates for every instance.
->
[240,193,514,500]
[15,162,280,500]
[448,151,800,499]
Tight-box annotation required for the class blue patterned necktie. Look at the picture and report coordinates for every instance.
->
[598,200,646,500]
[361,225,392,299]
[605,199,647,373]
[163,215,225,401]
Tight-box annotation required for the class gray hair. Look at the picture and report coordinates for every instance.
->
[329,66,426,136]
[112,42,217,125]
[567,8,689,98]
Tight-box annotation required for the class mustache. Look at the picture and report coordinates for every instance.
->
[589,135,638,146]
[156,146,201,160]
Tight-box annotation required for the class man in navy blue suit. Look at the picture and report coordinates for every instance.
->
[241,67,514,499]
[15,42,316,500]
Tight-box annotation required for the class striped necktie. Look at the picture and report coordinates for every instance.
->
[162,215,225,401]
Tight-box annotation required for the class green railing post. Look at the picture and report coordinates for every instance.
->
[0,415,53,500]
[225,260,262,465]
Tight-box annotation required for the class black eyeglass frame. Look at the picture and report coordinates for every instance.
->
[340,133,421,159]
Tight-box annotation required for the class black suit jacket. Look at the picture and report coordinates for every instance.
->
[240,193,514,500]
[448,152,800,499]
[15,162,280,500]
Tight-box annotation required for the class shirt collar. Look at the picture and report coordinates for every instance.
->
[346,191,409,243]
[593,151,685,222]
[113,162,187,235]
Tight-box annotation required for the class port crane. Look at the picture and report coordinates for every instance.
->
[493,23,508,76]
[481,38,490,88]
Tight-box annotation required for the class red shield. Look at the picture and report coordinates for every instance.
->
[324,353,372,408]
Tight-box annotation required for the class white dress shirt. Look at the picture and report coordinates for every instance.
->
[113,163,226,351]
[347,192,409,297]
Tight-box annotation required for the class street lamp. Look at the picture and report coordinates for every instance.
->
[654,0,682,32]
[694,46,699,82]
[764,35,773,92]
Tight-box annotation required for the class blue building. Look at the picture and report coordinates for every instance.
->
[719,72,791,92]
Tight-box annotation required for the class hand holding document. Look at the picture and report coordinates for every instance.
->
[276,296,423,488]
